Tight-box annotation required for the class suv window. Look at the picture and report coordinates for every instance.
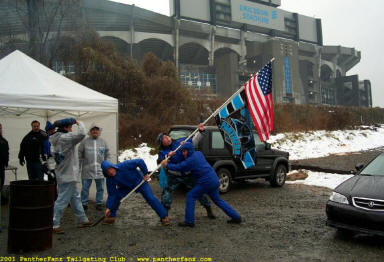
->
[169,130,193,140]
[211,130,265,151]
[253,134,265,151]
[212,131,225,149]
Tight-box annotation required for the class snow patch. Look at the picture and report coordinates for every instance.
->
[268,126,384,160]
[286,170,354,190]
[119,143,158,171]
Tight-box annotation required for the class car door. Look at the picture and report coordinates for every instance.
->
[209,129,272,175]
[243,133,275,174]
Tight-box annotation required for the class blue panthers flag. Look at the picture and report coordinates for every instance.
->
[215,90,257,169]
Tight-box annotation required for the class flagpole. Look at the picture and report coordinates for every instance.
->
[96,58,276,222]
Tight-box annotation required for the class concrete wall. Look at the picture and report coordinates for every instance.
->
[336,75,359,106]
[215,52,239,97]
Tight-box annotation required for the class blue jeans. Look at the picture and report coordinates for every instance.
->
[110,182,167,219]
[53,182,88,228]
[26,161,44,181]
[161,173,211,209]
[185,180,241,224]
[81,178,104,206]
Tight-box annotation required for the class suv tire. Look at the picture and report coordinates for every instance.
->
[217,168,232,193]
[270,164,287,187]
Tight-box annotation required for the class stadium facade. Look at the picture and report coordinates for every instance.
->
[0,0,372,107]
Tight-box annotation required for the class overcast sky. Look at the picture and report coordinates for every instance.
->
[111,0,384,107]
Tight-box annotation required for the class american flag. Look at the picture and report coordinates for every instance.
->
[245,61,273,142]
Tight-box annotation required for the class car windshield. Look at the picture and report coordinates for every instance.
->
[360,153,384,176]
[168,129,193,140]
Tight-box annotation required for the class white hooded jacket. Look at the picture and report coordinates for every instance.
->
[50,122,86,184]
[78,133,110,180]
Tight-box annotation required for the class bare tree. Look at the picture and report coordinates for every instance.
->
[1,0,82,65]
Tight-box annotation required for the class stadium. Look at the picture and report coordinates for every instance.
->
[0,0,372,107]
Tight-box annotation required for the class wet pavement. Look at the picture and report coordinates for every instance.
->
[291,147,384,174]
[1,181,384,261]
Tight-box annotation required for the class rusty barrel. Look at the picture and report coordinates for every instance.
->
[7,180,55,253]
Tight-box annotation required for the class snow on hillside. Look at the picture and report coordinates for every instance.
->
[268,125,384,160]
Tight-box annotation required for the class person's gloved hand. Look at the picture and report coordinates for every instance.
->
[19,159,25,166]
[53,118,76,128]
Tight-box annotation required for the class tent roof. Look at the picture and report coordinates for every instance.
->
[0,50,118,113]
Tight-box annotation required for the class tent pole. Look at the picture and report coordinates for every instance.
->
[115,111,119,163]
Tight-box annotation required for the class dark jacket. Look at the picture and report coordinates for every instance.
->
[166,142,219,185]
[0,135,9,167]
[18,130,47,162]
[101,159,148,210]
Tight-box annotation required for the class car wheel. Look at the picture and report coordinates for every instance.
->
[270,164,287,187]
[217,168,232,194]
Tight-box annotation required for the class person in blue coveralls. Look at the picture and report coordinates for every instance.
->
[157,123,215,219]
[101,159,170,226]
[161,142,242,227]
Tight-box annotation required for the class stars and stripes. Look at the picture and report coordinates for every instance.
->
[245,61,273,142]
[214,59,273,169]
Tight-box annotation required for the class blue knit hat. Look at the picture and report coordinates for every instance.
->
[45,121,54,132]
[157,133,165,145]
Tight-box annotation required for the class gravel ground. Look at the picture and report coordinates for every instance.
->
[1,149,384,261]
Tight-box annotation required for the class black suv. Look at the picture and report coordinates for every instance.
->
[168,125,290,193]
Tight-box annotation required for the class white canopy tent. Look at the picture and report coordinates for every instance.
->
[0,50,119,183]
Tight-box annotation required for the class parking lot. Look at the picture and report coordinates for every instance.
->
[1,177,384,261]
